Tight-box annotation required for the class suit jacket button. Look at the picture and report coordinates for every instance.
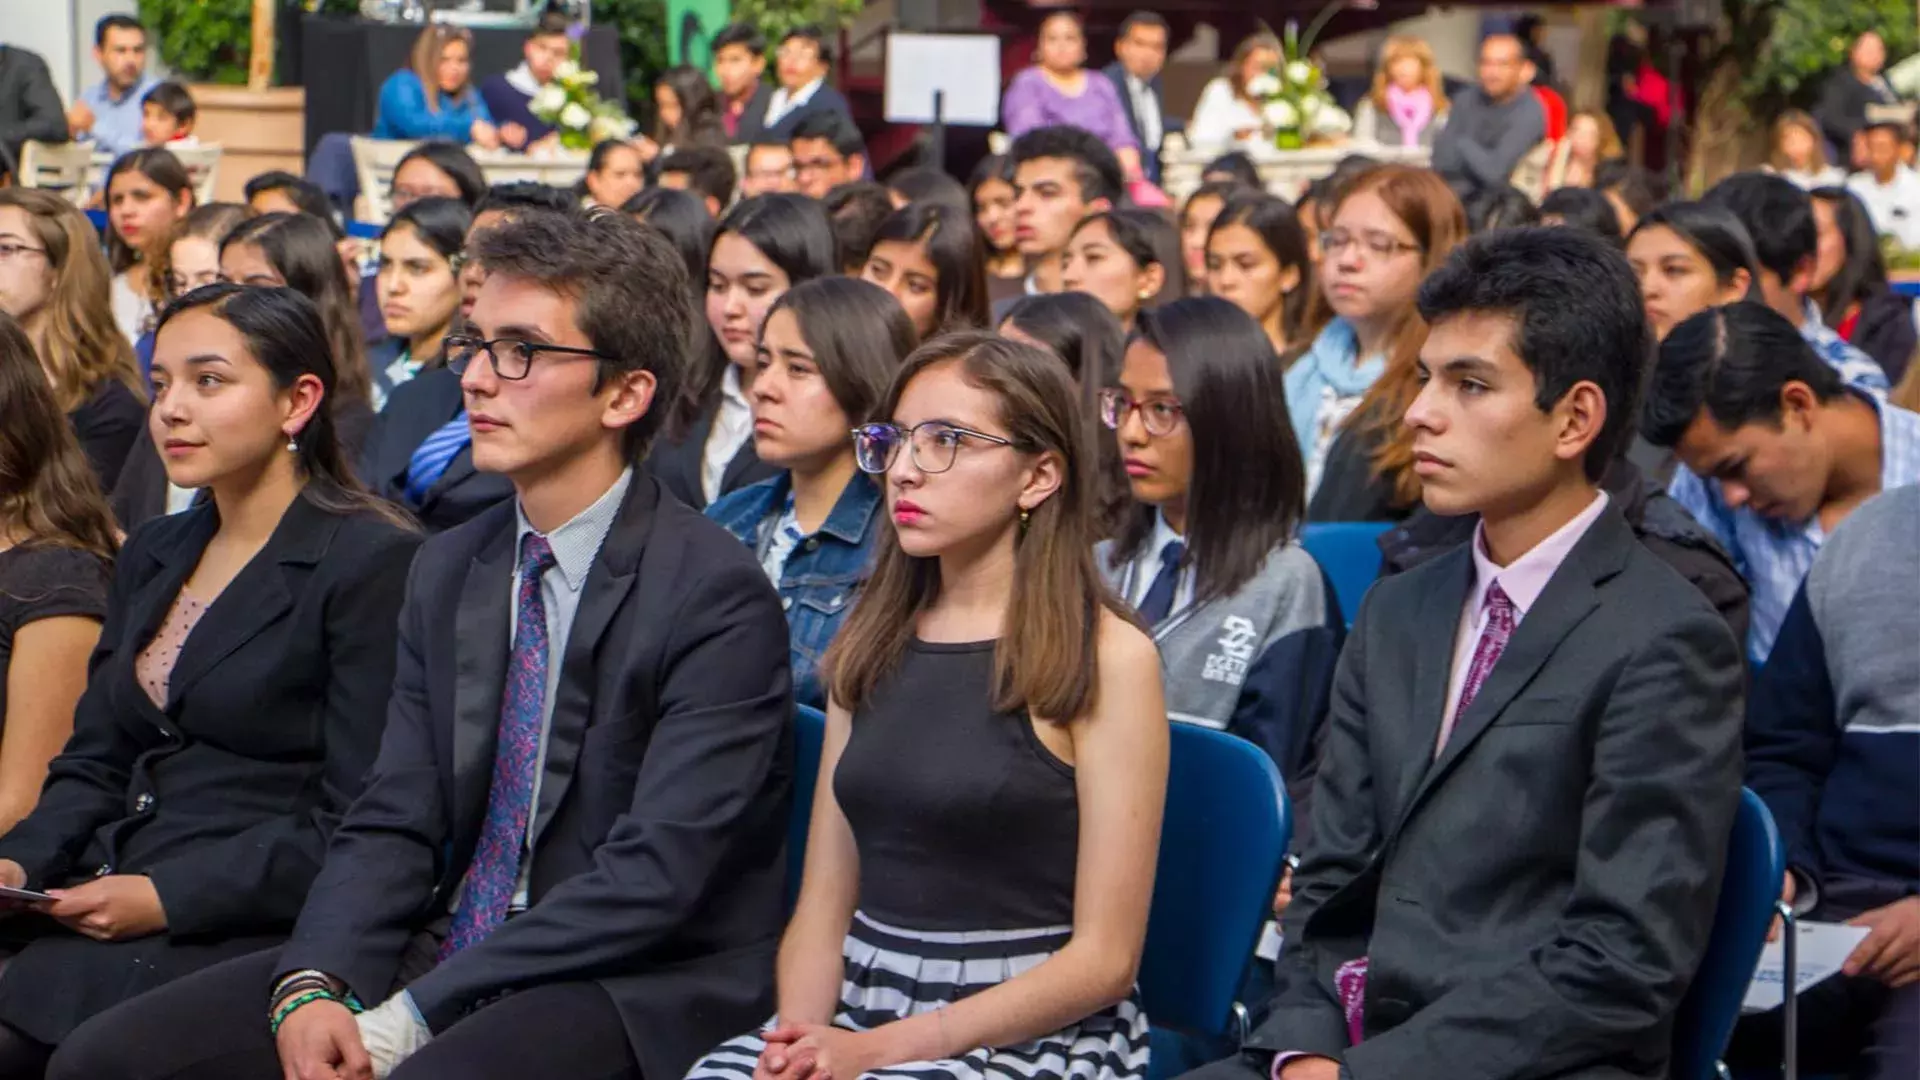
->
[803,538,820,551]
[135,793,154,812]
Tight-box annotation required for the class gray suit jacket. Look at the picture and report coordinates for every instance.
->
[1250,504,1744,1079]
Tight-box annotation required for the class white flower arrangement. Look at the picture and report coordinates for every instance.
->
[529,44,636,151]
[1253,14,1356,148]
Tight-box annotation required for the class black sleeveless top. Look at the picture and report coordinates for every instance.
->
[833,639,1081,931]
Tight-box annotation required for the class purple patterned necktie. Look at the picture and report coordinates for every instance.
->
[1437,581,1516,753]
[442,532,555,957]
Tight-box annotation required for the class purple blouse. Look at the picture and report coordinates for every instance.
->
[1000,67,1139,153]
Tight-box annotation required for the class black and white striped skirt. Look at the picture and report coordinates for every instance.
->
[686,910,1151,1080]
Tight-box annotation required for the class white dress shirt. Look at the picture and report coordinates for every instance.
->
[1845,166,1920,250]
[1126,510,1195,617]
[765,76,825,130]
[702,367,755,504]
[1126,73,1163,151]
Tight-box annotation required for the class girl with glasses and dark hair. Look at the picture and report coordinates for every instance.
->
[999,292,1131,538]
[1098,295,1338,819]
[367,196,472,411]
[0,189,148,495]
[0,284,418,1072]
[1295,165,1469,522]
[1063,208,1183,330]
[705,278,916,708]
[860,202,991,341]
[689,331,1165,1080]
[652,193,838,509]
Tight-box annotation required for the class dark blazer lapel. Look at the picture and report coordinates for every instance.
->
[121,506,219,659]
[1397,508,1636,824]
[165,497,335,706]
[1386,548,1472,828]
[451,517,516,839]
[528,477,660,853]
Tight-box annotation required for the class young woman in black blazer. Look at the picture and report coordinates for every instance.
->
[0,285,420,1073]
[650,194,836,509]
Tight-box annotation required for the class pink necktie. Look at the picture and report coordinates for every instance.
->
[1439,582,1516,752]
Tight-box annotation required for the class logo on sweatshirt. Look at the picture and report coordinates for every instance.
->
[1201,615,1257,685]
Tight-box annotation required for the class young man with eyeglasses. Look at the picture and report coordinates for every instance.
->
[787,111,866,200]
[50,209,794,1080]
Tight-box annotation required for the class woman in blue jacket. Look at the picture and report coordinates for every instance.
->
[706,278,916,709]
[373,23,500,148]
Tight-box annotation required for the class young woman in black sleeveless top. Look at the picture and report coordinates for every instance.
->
[689,332,1168,1080]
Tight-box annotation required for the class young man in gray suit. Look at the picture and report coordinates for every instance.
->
[1185,227,1746,1080]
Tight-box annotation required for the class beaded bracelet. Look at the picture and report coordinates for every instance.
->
[270,990,338,1035]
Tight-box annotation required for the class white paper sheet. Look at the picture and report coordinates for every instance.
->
[1741,920,1872,1013]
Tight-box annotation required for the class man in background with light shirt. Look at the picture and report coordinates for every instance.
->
[66,15,156,159]
[1104,11,1173,186]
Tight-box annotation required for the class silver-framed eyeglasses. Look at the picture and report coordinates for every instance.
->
[1099,388,1184,437]
[852,421,1023,475]
[1318,229,1423,259]
[445,334,615,380]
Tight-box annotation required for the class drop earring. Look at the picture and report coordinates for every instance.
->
[286,433,298,453]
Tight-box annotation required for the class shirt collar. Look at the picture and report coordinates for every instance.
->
[722,365,750,409]
[505,62,541,96]
[1150,509,1185,559]
[1465,490,1610,620]
[819,470,883,545]
[776,76,824,107]
[514,466,632,592]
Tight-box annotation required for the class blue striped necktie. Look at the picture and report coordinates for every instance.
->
[405,412,471,506]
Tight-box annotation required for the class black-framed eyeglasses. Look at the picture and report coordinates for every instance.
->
[1319,229,1423,259]
[852,421,1022,475]
[445,334,615,380]
[1099,388,1185,437]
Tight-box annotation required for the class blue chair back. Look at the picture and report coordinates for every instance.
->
[1671,788,1784,1080]
[787,705,827,910]
[1140,723,1292,1040]
[1299,522,1392,626]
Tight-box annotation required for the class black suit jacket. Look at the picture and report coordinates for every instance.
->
[645,398,780,511]
[1251,505,1744,1079]
[359,366,514,532]
[278,474,793,1080]
[0,46,67,179]
[1102,61,1169,183]
[751,82,854,143]
[0,494,417,1038]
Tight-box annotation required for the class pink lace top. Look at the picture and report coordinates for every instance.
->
[136,588,209,708]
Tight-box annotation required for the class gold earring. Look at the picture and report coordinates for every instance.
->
[1019,507,1031,525]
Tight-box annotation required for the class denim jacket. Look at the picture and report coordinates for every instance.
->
[707,472,883,709]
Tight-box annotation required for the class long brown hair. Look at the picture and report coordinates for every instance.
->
[154,202,249,303]
[0,312,119,563]
[0,189,144,413]
[1301,165,1468,508]
[411,23,476,113]
[823,332,1137,721]
[1768,110,1832,174]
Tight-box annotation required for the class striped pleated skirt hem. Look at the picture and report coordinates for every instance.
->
[686,910,1151,1080]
